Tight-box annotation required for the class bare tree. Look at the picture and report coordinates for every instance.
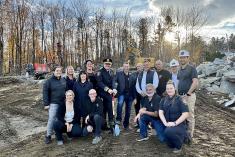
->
[0,0,5,76]
[185,4,207,55]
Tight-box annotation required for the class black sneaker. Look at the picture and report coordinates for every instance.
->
[45,135,52,144]
[134,124,139,128]
[102,124,110,131]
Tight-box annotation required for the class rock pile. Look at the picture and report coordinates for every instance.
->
[197,52,235,110]
[0,76,45,86]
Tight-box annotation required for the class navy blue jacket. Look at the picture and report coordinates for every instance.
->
[96,67,115,97]
[65,76,76,91]
[159,95,189,126]
[43,75,66,106]
[114,71,137,98]
[73,81,93,116]
[137,70,155,90]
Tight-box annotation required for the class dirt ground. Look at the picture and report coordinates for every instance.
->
[0,82,235,157]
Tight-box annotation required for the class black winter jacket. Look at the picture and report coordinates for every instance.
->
[43,75,66,106]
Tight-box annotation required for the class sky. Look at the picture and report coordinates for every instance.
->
[87,0,235,42]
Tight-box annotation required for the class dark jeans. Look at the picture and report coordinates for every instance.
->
[134,93,141,127]
[139,114,165,142]
[83,114,103,137]
[54,120,82,141]
[116,93,133,128]
[101,93,114,124]
[164,124,187,149]
[134,93,141,115]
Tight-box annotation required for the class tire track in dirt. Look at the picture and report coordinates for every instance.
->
[0,85,235,157]
[0,84,47,149]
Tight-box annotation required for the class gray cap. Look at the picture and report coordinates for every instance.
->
[170,59,179,67]
[179,50,190,57]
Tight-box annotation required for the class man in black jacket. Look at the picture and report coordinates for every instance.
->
[96,58,116,131]
[83,89,104,144]
[155,60,171,97]
[114,62,136,129]
[43,66,67,144]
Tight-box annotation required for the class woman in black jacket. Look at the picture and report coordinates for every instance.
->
[85,60,97,90]
[54,90,83,145]
[73,71,93,122]
[65,66,76,91]
[159,80,189,153]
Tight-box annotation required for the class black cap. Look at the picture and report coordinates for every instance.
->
[103,58,112,64]
[85,59,93,64]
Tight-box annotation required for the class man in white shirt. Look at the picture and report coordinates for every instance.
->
[135,59,159,98]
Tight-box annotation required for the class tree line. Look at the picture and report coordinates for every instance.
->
[0,0,234,76]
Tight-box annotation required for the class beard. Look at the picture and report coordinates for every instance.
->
[147,92,154,97]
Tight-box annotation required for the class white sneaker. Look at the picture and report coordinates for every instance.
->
[173,148,182,153]
[92,136,102,144]
[57,141,64,145]
[136,136,149,142]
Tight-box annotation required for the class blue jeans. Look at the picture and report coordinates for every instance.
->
[116,94,133,128]
[47,103,59,136]
[83,114,103,137]
[139,114,165,142]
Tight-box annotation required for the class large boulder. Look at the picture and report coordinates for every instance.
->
[216,65,231,77]
[206,84,221,93]
[213,58,225,65]
[199,77,221,88]
[224,70,235,83]
[220,77,235,94]
[198,63,224,76]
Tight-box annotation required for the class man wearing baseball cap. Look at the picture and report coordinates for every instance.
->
[169,59,179,90]
[177,50,198,143]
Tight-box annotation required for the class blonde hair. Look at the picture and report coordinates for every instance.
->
[167,80,175,87]
[65,90,75,98]
[65,66,74,77]
[166,80,178,95]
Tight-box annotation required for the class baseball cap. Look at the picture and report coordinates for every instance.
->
[170,59,179,67]
[179,50,190,57]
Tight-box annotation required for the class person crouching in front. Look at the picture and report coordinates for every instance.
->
[54,90,83,145]
[159,80,189,153]
[82,89,104,144]
[134,83,165,142]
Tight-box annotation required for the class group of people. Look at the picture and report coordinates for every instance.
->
[43,49,198,153]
